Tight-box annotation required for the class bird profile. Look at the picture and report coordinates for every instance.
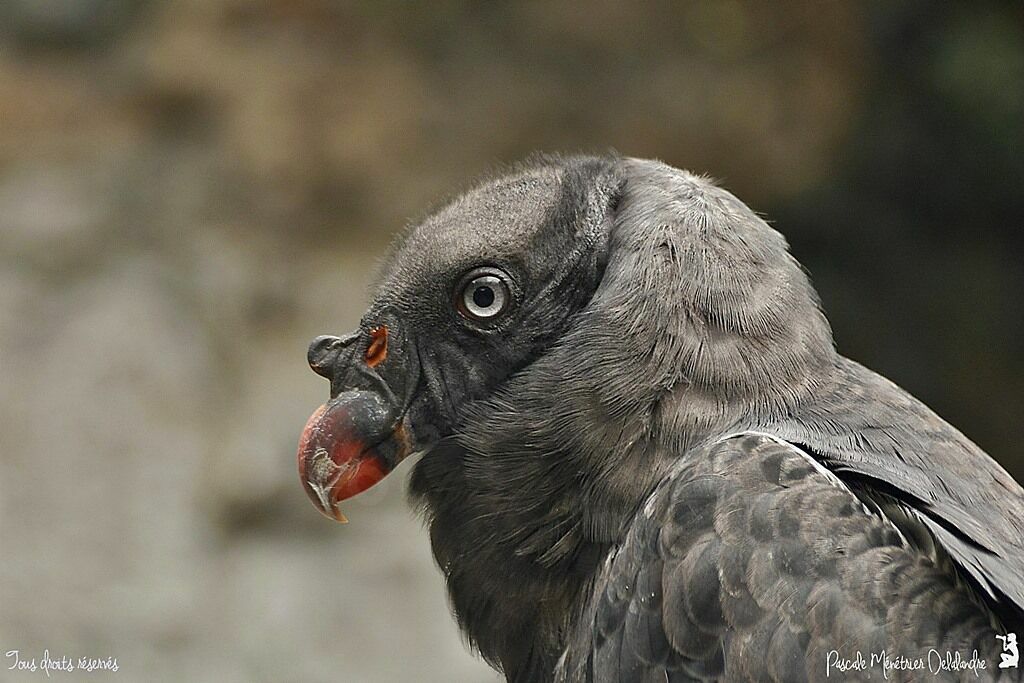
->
[297,155,1024,682]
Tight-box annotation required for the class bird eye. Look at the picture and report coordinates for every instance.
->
[455,268,512,323]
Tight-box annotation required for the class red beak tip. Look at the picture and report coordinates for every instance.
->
[297,394,406,523]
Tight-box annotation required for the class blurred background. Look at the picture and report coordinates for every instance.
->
[1,2,1021,681]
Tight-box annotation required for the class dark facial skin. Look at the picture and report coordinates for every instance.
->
[297,156,623,522]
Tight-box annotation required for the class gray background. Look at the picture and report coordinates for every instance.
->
[1,2,1021,682]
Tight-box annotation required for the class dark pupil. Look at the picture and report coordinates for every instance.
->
[472,285,495,309]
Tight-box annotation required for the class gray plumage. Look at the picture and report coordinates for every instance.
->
[315,154,1024,682]
[555,433,1009,682]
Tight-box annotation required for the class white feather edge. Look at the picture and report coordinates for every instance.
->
[713,430,911,546]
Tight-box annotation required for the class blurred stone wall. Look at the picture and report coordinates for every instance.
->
[0,2,1021,682]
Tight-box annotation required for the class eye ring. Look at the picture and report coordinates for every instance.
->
[454,267,514,324]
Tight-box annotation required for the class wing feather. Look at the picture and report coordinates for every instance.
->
[556,433,1018,682]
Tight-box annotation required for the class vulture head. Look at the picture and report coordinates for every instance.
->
[296,154,1024,680]
[299,155,830,521]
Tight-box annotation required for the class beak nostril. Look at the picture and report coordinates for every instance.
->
[365,326,388,368]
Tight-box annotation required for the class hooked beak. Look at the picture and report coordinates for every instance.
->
[296,391,412,522]
[297,325,414,522]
